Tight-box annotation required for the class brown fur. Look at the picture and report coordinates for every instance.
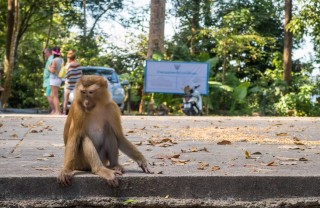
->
[58,75,152,187]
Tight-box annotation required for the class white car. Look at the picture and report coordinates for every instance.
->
[67,66,127,113]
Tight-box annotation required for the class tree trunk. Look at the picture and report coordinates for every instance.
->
[222,42,226,83]
[139,0,166,114]
[146,0,166,59]
[43,4,53,64]
[190,0,200,55]
[283,0,292,85]
[83,0,87,40]
[1,0,19,108]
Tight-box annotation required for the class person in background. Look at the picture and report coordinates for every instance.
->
[48,46,63,115]
[62,50,82,115]
[43,48,54,114]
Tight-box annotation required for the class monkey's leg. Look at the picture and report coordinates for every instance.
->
[82,136,122,187]
[104,128,124,173]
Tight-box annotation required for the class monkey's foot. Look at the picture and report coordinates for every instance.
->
[97,168,122,187]
[57,170,74,186]
[109,165,125,173]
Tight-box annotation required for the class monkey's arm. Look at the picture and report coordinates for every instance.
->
[108,103,153,173]
[118,137,153,173]
[63,112,72,145]
[58,119,80,186]
[58,136,78,186]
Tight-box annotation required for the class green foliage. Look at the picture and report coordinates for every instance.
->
[1,0,319,117]
[288,0,320,58]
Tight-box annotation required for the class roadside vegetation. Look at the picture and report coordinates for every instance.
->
[1,0,320,116]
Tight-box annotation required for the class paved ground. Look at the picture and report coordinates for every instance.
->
[0,114,320,207]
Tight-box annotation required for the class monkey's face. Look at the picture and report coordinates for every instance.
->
[77,84,100,112]
[75,76,108,112]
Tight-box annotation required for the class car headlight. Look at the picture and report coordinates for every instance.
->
[113,88,125,96]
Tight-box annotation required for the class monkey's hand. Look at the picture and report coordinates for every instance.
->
[138,160,154,174]
[96,167,122,187]
[57,169,74,186]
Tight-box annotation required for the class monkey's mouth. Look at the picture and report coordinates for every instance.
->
[83,103,96,112]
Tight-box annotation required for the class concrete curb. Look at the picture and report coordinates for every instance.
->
[1,175,320,207]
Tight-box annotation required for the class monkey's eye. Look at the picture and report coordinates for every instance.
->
[88,91,94,94]
[80,90,86,94]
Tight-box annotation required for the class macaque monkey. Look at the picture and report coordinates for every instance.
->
[58,75,152,187]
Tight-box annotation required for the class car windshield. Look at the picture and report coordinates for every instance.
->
[82,68,119,83]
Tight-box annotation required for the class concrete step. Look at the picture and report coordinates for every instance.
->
[1,175,320,207]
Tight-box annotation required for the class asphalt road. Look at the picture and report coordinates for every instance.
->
[0,115,320,207]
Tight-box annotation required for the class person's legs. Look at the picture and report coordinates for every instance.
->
[63,89,70,115]
[45,86,54,114]
[50,85,61,115]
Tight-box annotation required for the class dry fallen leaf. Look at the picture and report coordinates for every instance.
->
[294,142,304,146]
[278,145,305,150]
[51,143,64,148]
[244,151,261,159]
[273,123,283,126]
[197,162,209,170]
[20,123,28,128]
[159,142,174,147]
[279,161,297,165]
[299,157,308,161]
[276,133,288,136]
[148,138,177,146]
[217,140,232,145]
[30,129,41,133]
[133,141,143,146]
[245,150,250,159]
[37,158,48,161]
[152,153,180,160]
[211,165,221,171]
[293,137,300,141]
[34,167,54,171]
[265,161,277,166]
[36,121,46,126]
[181,146,209,153]
[171,158,189,165]
[43,153,54,157]
[44,126,53,131]
[253,168,274,173]
[10,133,18,138]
